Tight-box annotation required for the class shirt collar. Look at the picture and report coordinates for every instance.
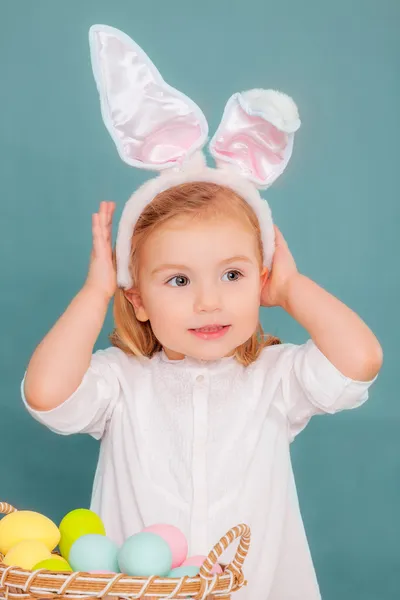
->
[158,348,237,370]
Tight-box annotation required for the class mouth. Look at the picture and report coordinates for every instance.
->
[189,325,231,340]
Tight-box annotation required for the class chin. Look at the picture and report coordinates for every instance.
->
[188,340,238,361]
[161,326,255,361]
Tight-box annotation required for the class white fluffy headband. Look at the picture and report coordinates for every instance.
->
[88,24,301,290]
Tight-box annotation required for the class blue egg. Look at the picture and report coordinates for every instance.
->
[69,534,119,573]
[118,532,172,577]
[168,565,200,578]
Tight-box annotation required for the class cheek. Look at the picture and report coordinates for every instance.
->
[143,285,189,323]
[229,280,261,322]
[229,276,261,306]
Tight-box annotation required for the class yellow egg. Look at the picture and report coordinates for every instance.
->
[3,540,51,569]
[0,511,60,554]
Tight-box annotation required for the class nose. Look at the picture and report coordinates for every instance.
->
[193,283,222,314]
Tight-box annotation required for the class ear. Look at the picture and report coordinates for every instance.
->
[124,288,149,322]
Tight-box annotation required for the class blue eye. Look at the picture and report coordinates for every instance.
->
[167,275,189,287]
[222,270,243,282]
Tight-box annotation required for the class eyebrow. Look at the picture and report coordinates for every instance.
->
[151,255,254,275]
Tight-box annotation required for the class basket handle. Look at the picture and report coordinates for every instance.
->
[0,503,17,516]
[199,523,251,579]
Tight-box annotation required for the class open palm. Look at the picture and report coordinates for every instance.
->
[85,201,117,299]
[261,226,298,308]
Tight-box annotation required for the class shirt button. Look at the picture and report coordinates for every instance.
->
[196,374,204,382]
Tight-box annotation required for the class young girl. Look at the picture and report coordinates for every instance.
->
[21,25,382,600]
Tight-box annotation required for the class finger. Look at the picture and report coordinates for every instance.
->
[98,201,107,217]
[100,201,110,222]
[104,203,113,243]
[92,213,107,258]
[92,212,100,235]
[92,213,101,244]
[91,213,99,255]
[96,203,104,226]
[107,202,116,243]
[99,204,108,238]
[274,225,287,248]
[106,201,115,229]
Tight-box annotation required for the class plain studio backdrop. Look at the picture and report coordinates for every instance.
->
[0,1,398,599]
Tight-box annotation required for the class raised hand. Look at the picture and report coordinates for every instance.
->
[260,225,298,308]
[85,201,117,300]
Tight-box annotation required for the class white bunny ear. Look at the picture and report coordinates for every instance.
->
[89,25,208,170]
[209,89,300,189]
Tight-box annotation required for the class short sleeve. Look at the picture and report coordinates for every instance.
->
[21,348,122,440]
[280,339,378,440]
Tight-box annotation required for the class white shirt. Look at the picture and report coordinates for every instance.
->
[22,340,376,599]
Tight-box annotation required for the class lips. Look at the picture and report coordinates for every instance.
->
[191,325,228,332]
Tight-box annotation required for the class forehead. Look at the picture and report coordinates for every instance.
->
[141,214,258,263]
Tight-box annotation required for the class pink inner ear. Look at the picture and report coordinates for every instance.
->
[140,120,203,165]
[212,104,288,183]
[90,26,209,170]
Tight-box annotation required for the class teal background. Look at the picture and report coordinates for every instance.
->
[0,1,398,598]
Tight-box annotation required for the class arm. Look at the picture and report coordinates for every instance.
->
[24,201,117,411]
[282,274,382,381]
[261,227,383,382]
[24,287,110,410]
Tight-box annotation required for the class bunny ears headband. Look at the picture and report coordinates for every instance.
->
[89,25,301,289]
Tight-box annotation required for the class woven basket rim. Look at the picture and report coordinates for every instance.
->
[0,503,251,599]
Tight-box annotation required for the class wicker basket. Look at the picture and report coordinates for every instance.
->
[0,503,250,599]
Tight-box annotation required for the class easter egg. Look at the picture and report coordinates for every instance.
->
[143,524,188,569]
[118,532,172,577]
[182,555,223,574]
[0,511,60,555]
[33,557,72,572]
[68,534,119,573]
[59,509,105,559]
[3,540,51,569]
[168,565,200,578]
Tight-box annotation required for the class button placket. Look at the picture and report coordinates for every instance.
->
[190,371,209,554]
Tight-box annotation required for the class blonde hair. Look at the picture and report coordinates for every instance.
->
[110,182,281,366]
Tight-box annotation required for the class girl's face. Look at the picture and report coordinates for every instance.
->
[127,214,267,361]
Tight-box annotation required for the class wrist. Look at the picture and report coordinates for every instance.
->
[81,283,113,306]
[279,272,303,312]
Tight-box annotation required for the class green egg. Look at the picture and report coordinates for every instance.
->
[59,509,105,559]
[33,557,73,572]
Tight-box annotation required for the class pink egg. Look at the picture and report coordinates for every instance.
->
[182,555,222,574]
[142,524,188,569]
